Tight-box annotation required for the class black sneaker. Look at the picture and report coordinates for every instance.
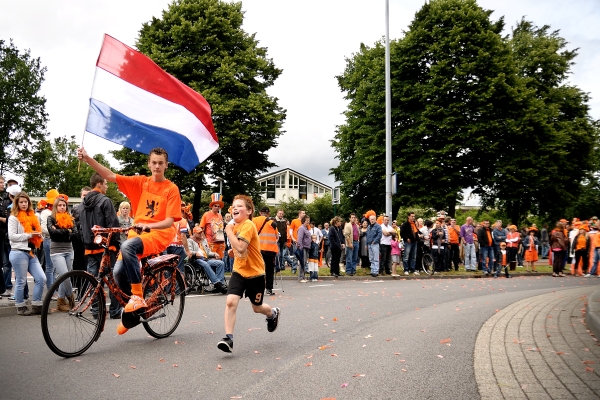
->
[218,337,233,353]
[265,289,275,296]
[266,307,280,333]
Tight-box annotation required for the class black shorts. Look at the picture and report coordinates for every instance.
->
[227,272,266,306]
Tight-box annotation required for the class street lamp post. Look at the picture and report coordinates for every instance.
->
[385,0,392,217]
[215,176,223,194]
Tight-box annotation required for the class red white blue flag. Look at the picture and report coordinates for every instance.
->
[85,34,219,172]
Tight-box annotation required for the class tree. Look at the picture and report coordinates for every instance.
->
[333,0,599,223]
[23,135,125,206]
[480,20,599,222]
[0,39,48,177]
[113,0,286,222]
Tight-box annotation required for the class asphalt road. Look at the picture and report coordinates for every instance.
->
[1,275,598,400]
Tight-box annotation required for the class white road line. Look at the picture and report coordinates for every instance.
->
[363,280,384,284]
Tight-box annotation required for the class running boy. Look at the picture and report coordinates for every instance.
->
[218,195,280,353]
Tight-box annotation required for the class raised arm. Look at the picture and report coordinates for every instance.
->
[77,147,117,183]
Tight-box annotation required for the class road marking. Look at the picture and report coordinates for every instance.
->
[309,284,334,287]
[363,280,384,284]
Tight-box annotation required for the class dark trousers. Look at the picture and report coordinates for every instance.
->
[433,248,445,272]
[552,250,566,275]
[86,251,122,318]
[574,249,589,273]
[449,243,460,270]
[262,250,276,290]
[330,247,342,275]
[379,244,391,274]
[360,255,370,270]
[72,234,86,271]
[507,247,518,264]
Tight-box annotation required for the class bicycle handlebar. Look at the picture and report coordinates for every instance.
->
[91,225,151,235]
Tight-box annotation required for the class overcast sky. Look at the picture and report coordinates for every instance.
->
[2,0,599,199]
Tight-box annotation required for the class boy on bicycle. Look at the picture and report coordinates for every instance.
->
[217,195,280,353]
[78,147,182,334]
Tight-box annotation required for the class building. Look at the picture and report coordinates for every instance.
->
[257,168,332,206]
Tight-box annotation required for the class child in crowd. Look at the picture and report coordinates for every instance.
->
[307,234,320,281]
[218,195,280,353]
[523,229,539,272]
[390,232,401,277]
[495,242,511,278]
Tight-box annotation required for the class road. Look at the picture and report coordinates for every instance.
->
[0,275,598,400]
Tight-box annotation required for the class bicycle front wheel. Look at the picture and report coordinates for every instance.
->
[422,253,434,275]
[142,266,185,339]
[41,270,106,357]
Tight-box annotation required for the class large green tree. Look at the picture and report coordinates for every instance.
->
[0,39,48,177]
[480,20,598,222]
[113,0,286,222]
[332,0,598,223]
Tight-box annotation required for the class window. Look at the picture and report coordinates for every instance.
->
[267,178,275,199]
[289,174,299,189]
[275,174,285,188]
[299,179,307,199]
[259,180,267,193]
[318,187,324,193]
[307,183,313,194]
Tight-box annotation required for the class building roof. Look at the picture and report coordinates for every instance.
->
[257,168,332,189]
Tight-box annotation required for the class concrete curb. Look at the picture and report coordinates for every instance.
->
[585,288,600,339]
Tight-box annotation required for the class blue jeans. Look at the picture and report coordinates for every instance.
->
[368,243,380,275]
[590,248,600,275]
[464,243,476,270]
[113,237,144,293]
[50,251,73,298]
[346,240,359,274]
[541,243,549,259]
[278,242,293,271]
[195,258,225,284]
[480,246,495,273]
[165,245,186,275]
[223,247,233,273]
[43,237,54,289]
[403,241,417,272]
[86,251,122,318]
[9,250,46,307]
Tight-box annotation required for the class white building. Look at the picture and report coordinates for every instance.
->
[257,168,332,206]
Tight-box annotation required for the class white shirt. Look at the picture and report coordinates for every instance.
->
[380,223,394,245]
[310,227,323,244]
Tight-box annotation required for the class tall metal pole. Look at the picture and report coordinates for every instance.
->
[385,0,392,217]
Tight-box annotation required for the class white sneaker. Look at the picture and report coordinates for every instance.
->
[413,271,420,275]
[300,279,307,283]
[404,271,409,276]
[584,274,591,278]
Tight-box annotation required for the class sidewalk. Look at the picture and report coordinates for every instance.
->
[475,286,600,399]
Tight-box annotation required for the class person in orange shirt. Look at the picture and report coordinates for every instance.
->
[199,193,226,258]
[571,225,590,276]
[523,229,539,272]
[78,147,182,334]
[217,195,280,353]
[288,210,305,274]
[586,223,600,277]
[447,218,461,271]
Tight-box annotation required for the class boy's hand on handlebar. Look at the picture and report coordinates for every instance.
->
[133,224,151,233]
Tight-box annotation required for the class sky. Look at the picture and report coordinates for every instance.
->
[2,0,599,204]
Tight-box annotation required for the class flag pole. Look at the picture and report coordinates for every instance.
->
[78,39,102,172]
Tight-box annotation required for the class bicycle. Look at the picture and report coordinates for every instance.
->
[184,258,228,295]
[422,245,434,275]
[41,226,186,358]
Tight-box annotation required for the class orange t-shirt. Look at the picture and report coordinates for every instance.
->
[233,219,265,278]
[448,226,460,244]
[200,211,224,243]
[486,229,493,246]
[410,221,418,233]
[116,175,181,255]
[290,218,302,241]
[576,235,587,251]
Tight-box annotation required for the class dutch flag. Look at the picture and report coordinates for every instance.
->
[85,34,219,172]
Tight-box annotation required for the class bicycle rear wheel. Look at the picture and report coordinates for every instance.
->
[142,266,185,339]
[422,253,434,275]
[41,270,106,357]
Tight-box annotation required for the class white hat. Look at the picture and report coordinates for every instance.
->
[6,185,22,197]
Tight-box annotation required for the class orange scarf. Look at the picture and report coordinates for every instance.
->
[16,210,43,249]
[55,212,74,229]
